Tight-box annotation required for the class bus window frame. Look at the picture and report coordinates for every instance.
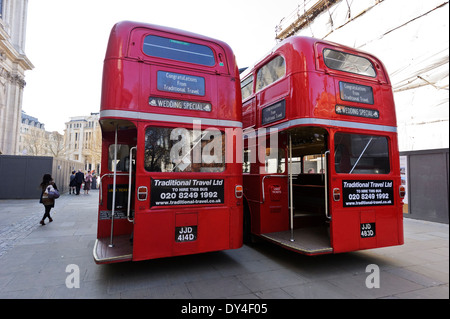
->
[322,48,376,78]
[255,55,286,93]
[142,34,216,67]
[241,75,254,102]
[143,124,227,174]
[314,42,387,84]
[108,143,132,172]
[333,131,391,175]
[128,28,230,75]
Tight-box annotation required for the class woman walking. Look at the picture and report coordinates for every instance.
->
[84,170,92,194]
[39,174,58,225]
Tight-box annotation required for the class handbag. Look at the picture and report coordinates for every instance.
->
[47,185,60,199]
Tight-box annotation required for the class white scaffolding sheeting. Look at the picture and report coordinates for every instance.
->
[275,0,449,151]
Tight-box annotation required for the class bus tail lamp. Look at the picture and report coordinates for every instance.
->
[399,185,406,198]
[137,186,148,201]
[235,185,243,198]
[333,188,341,201]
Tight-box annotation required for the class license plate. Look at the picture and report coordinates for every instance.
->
[360,223,376,238]
[175,226,197,242]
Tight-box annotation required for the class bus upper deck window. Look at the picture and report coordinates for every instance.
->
[143,35,216,66]
[323,49,376,77]
[241,75,253,100]
[256,55,286,92]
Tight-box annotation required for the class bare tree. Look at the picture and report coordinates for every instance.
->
[22,128,46,156]
[47,131,66,158]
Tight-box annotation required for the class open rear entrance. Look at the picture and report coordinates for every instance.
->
[94,119,136,264]
[261,126,332,255]
[94,235,133,263]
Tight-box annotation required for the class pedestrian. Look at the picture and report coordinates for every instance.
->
[69,170,76,194]
[74,169,84,195]
[39,174,58,225]
[84,170,92,194]
[91,170,97,189]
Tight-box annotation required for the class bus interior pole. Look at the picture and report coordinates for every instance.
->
[289,133,294,242]
[109,125,118,248]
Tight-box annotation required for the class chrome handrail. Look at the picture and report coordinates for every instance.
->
[127,146,137,222]
[289,134,294,242]
[324,150,331,220]
[261,174,288,204]
[109,126,118,248]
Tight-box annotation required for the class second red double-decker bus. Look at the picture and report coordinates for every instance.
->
[240,36,404,255]
[94,21,243,263]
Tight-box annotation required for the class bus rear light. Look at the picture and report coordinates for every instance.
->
[399,185,406,198]
[235,185,243,198]
[137,186,148,201]
[333,188,341,201]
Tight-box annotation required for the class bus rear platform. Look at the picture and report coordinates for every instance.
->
[94,235,133,263]
[260,226,333,256]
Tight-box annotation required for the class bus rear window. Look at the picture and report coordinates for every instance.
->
[334,133,390,174]
[144,127,225,173]
[323,49,376,77]
[143,35,216,66]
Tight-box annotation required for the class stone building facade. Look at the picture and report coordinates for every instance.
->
[19,110,64,157]
[0,0,33,155]
[64,113,101,172]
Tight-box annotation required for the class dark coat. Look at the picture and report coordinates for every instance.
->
[75,171,84,185]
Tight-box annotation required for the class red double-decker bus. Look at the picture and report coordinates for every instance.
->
[94,21,243,263]
[240,36,404,255]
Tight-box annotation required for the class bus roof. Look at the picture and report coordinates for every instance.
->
[241,36,390,85]
[105,21,237,69]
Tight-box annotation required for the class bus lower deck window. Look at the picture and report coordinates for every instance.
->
[108,144,131,172]
[334,133,390,174]
[144,127,225,173]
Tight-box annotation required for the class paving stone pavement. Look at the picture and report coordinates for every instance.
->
[0,190,448,302]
